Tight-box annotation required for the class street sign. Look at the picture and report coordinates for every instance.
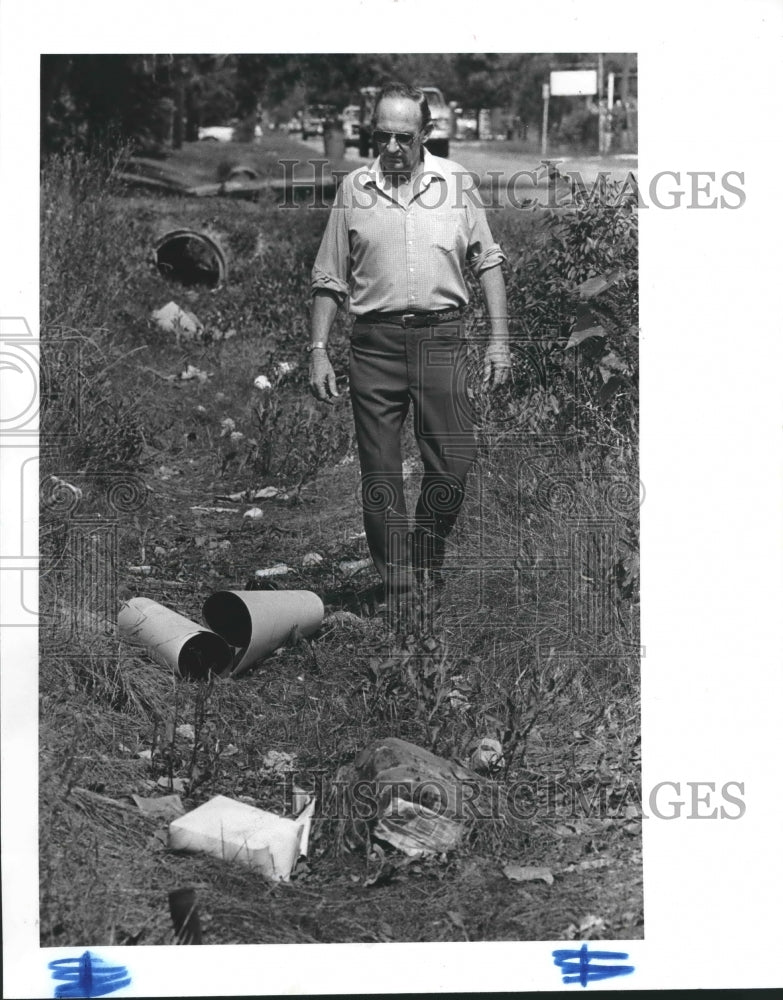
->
[550,70,598,97]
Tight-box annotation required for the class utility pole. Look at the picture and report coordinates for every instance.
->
[597,53,605,155]
[541,81,550,158]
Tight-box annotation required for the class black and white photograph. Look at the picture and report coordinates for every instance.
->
[1,1,782,995]
[36,48,641,949]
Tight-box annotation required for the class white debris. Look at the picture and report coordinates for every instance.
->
[470,737,504,773]
[254,563,291,577]
[261,750,297,773]
[151,301,203,342]
[243,507,264,520]
[219,417,236,437]
[168,794,310,881]
[128,565,152,575]
[252,486,280,500]
[274,361,297,383]
[302,551,323,567]
[338,558,373,576]
[179,364,211,382]
[176,724,196,741]
[254,374,273,391]
[49,475,83,501]
[229,430,245,442]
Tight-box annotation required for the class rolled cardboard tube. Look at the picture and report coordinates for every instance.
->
[118,597,232,680]
[202,590,324,678]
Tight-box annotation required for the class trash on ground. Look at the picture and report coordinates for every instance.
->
[374,798,464,857]
[335,736,493,856]
[167,794,309,880]
[201,589,324,677]
[254,374,273,391]
[219,417,236,436]
[253,563,290,577]
[118,597,232,679]
[261,749,297,774]
[292,785,312,815]
[154,229,227,289]
[151,301,204,342]
[338,558,373,576]
[156,464,181,480]
[503,863,554,886]
[190,506,238,514]
[347,529,366,541]
[295,797,316,857]
[128,565,152,575]
[252,486,280,499]
[274,360,297,381]
[137,749,153,761]
[302,551,323,567]
[176,724,196,741]
[179,364,212,383]
[132,793,185,820]
[230,431,245,442]
[469,737,504,774]
[243,507,264,520]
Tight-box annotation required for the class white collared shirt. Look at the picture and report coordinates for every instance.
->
[312,149,506,315]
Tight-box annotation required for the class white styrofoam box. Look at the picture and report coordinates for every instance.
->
[168,795,303,881]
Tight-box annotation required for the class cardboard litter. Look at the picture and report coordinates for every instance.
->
[168,794,313,881]
[374,797,464,857]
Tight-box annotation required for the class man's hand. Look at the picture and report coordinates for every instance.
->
[482,341,512,389]
[309,350,339,404]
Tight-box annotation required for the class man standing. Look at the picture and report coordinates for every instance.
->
[309,82,511,605]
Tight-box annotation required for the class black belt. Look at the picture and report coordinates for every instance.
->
[356,308,464,329]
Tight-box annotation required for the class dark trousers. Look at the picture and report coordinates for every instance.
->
[349,320,477,592]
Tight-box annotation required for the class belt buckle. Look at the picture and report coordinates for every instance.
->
[400,312,417,328]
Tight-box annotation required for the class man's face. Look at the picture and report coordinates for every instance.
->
[374,96,429,178]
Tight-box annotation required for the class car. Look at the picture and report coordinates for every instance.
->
[357,84,452,159]
[198,124,235,143]
[419,86,452,158]
[301,105,336,140]
[197,122,263,143]
[342,104,361,146]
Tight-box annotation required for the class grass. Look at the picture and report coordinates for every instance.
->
[39,138,641,946]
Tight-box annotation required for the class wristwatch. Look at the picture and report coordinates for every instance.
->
[306,341,328,353]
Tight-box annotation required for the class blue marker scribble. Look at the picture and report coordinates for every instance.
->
[552,942,635,987]
[48,951,131,998]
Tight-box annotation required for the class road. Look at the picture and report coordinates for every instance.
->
[298,134,637,205]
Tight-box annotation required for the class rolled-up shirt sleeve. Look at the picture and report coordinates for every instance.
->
[311,180,351,300]
[465,198,507,276]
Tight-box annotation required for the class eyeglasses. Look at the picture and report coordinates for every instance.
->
[372,129,418,147]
